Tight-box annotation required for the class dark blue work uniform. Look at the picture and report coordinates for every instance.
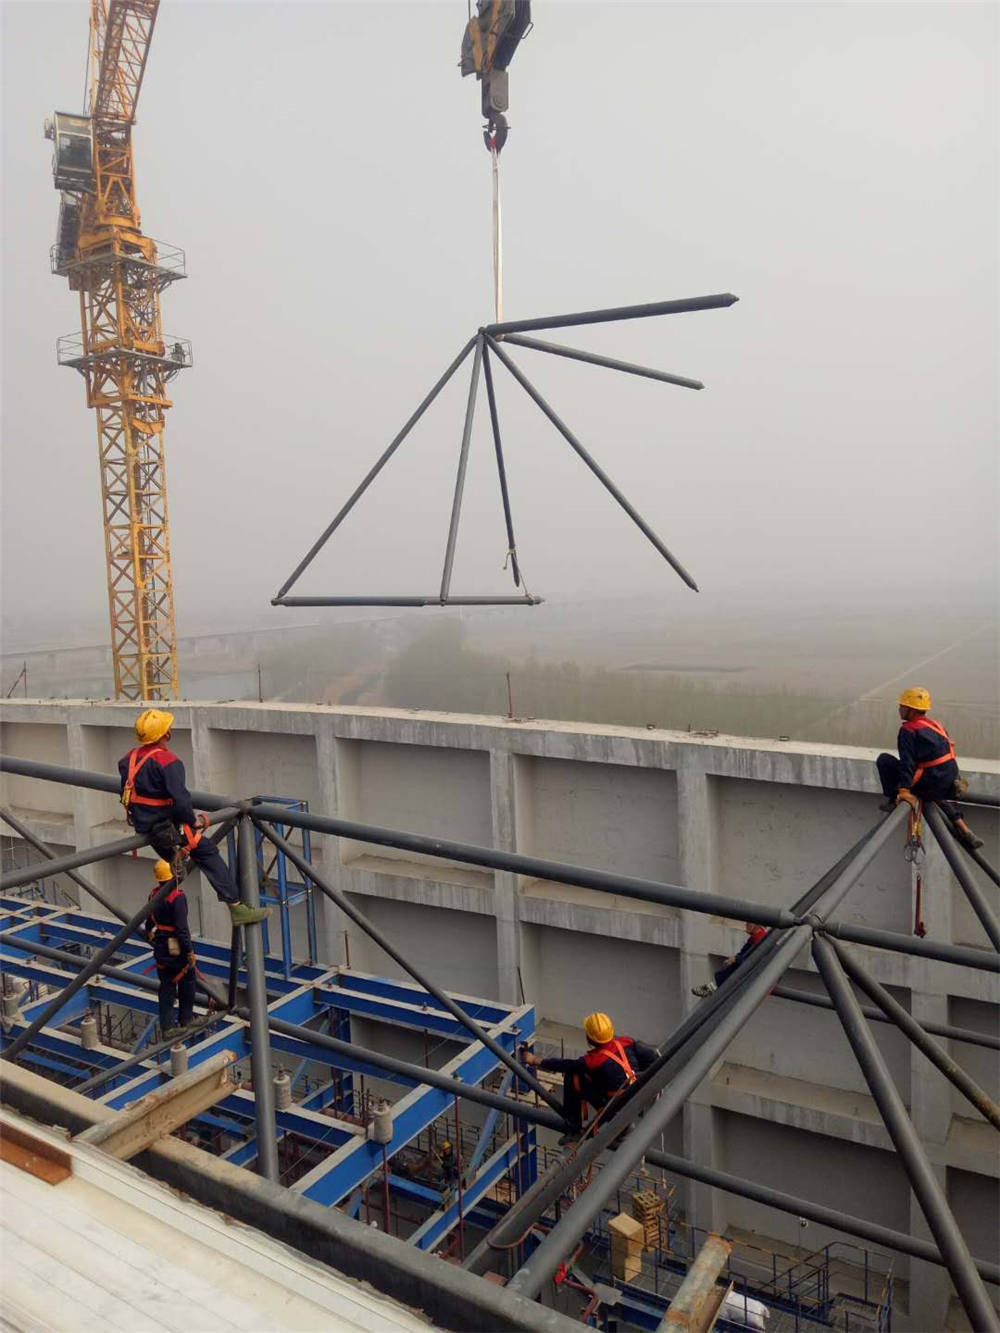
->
[877,716,960,819]
[537,1036,658,1134]
[119,743,237,903]
[145,880,196,1031]
[715,925,768,988]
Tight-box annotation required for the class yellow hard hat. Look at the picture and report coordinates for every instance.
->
[898,687,931,712]
[583,1012,615,1045]
[153,859,174,882]
[442,1140,452,1151]
[135,708,174,744]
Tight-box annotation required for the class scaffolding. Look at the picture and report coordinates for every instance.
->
[0,753,997,1331]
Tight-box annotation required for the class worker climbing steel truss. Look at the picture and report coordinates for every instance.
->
[0,752,997,1330]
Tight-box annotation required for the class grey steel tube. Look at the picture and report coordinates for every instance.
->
[254,818,565,1116]
[482,344,521,588]
[486,335,699,591]
[440,336,484,602]
[1,873,186,1063]
[0,754,239,812]
[967,846,1000,890]
[503,809,907,1297]
[273,338,476,601]
[484,292,739,336]
[825,919,1000,973]
[7,757,997,974]
[250,801,796,929]
[812,934,1000,1332]
[827,937,1000,1129]
[0,805,244,892]
[772,985,1000,1052]
[501,333,704,391]
[924,803,1000,950]
[272,595,542,607]
[0,805,128,923]
[644,1149,1000,1287]
[507,926,811,1298]
[237,817,279,1182]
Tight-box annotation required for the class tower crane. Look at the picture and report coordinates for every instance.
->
[45,0,187,700]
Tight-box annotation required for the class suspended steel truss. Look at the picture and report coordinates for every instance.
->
[0,753,997,1331]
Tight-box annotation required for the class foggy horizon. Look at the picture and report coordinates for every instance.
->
[2,2,997,658]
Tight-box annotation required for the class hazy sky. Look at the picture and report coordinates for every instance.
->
[2,1,997,649]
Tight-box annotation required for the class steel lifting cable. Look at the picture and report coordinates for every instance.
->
[491,142,503,325]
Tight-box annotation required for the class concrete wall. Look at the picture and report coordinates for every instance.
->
[2,699,998,1328]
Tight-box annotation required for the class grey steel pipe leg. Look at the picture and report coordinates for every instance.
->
[273,337,477,601]
[482,344,521,588]
[923,803,1000,950]
[812,933,1000,1332]
[485,335,700,591]
[0,805,128,923]
[253,817,566,1118]
[500,333,704,391]
[439,335,484,602]
[827,936,1000,1128]
[237,817,279,1182]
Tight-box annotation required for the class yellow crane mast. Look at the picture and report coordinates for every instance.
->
[45,0,187,700]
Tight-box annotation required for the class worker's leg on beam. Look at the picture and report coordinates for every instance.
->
[187,837,238,905]
[876,753,901,810]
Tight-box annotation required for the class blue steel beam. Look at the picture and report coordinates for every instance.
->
[292,1010,533,1207]
[267,1030,416,1085]
[467,1070,514,1177]
[312,983,504,1041]
[410,1138,522,1252]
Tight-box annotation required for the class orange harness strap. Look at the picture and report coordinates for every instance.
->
[122,747,172,810]
[906,718,956,788]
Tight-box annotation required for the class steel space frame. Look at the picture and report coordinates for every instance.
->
[0,753,997,1331]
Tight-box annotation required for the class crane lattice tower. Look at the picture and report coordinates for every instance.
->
[47,0,187,700]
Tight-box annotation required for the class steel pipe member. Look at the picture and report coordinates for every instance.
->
[486,335,699,591]
[484,292,739,336]
[643,1149,1000,1288]
[0,805,127,924]
[812,934,1000,1333]
[501,333,704,391]
[825,936,1000,1129]
[771,985,1000,1052]
[923,803,1000,951]
[440,335,484,602]
[6,756,998,974]
[273,338,476,601]
[237,817,279,1182]
[254,817,565,1117]
[481,343,521,588]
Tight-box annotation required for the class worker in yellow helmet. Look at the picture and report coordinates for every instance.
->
[876,689,982,849]
[522,1012,658,1145]
[145,859,197,1038]
[120,709,270,926]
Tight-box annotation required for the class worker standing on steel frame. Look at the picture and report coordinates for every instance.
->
[692,921,768,999]
[521,1012,658,1145]
[120,709,269,927]
[145,858,197,1038]
[876,688,983,849]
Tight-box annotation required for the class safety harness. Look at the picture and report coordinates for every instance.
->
[147,885,194,981]
[583,1038,637,1086]
[121,745,172,816]
[901,717,956,789]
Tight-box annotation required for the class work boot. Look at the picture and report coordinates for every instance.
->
[161,1026,183,1042]
[229,903,272,927]
[954,825,984,852]
[877,797,896,814]
[558,1128,582,1147]
[691,982,716,998]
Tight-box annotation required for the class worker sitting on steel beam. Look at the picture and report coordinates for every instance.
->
[146,859,197,1039]
[120,709,269,926]
[692,921,768,998]
[521,1012,658,1145]
[876,688,983,849]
